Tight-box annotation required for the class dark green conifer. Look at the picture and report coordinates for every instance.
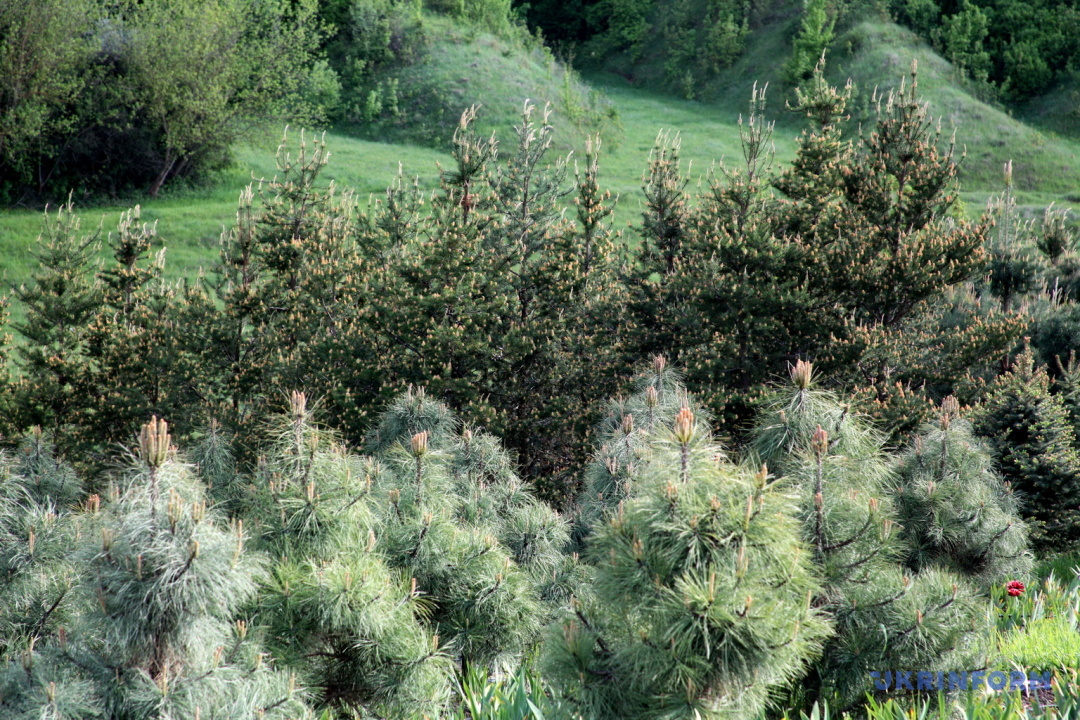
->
[12,200,102,444]
[972,346,1080,549]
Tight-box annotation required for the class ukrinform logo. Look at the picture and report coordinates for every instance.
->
[871,671,1054,692]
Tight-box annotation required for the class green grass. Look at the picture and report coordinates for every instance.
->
[997,616,1080,671]
[343,17,619,154]
[0,80,791,297]
[0,137,451,290]
[830,20,1080,202]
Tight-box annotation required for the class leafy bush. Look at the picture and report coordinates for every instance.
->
[0,0,331,202]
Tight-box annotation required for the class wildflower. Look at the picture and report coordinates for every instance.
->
[1006,580,1025,597]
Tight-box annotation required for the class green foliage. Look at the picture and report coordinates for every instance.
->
[934,0,991,83]
[984,163,1049,313]
[0,429,85,660]
[751,362,993,710]
[196,386,574,716]
[447,664,561,720]
[0,0,97,201]
[11,202,102,443]
[972,346,1080,550]
[997,616,1080,671]
[624,64,1015,438]
[895,400,1032,590]
[243,392,454,716]
[785,0,837,84]
[547,362,832,720]
[0,0,332,202]
[0,418,312,720]
[888,0,1080,100]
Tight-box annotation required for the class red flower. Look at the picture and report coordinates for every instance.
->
[1006,580,1025,597]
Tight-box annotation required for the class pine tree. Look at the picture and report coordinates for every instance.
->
[362,387,573,665]
[239,392,453,716]
[895,396,1032,589]
[0,418,312,720]
[984,161,1046,313]
[198,387,573,716]
[785,0,836,83]
[547,360,832,720]
[12,200,102,445]
[80,206,179,460]
[972,346,1080,549]
[751,361,989,709]
[0,429,84,660]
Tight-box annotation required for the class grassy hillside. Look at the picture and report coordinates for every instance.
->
[586,0,1080,204]
[832,20,1080,200]
[0,138,450,292]
[2,1,1078,320]
[343,18,621,152]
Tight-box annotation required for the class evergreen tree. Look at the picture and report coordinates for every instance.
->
[623,64,1017,438]
[80,207,180,460]
[0,429,84,660]
[362,387,573,665]
[785,0,835,83]
[0,417,312,720]
[983,161,1047,314]
[239,392,453,716]
[894,396,1032,589]
[12,200,102,444]
[193,387,573,716]
[972,346,1080,549]
[546,360,832,720]
[751,361,989,709]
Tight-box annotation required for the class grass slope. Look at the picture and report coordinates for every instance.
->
[585,0,1080,206]
[833,20,1080,202]
[344,18,620,153]
[0,82,785,299]
[2,7,1078,326]
[0,137,450,298]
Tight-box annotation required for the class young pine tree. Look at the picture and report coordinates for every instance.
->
[751,361,989,709]
[0,429,85,661]
[1,418,311,720]
[235,392,453,717]
[546,360,831,720]
[12,200,102,446]
[362,387,573,667]
[973,346,1080,550]
[894,396,1032,589]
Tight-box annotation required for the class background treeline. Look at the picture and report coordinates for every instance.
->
[887,0,1080,99]
[0,0,616,205]
[519,0,1079,102]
